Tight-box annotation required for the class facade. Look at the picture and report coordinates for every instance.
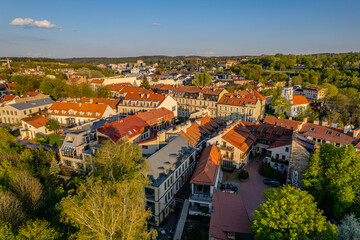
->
[217,90,266,122]
[189,145,221,216]
[20,115,54,139]
[170,86,227,118]
[48,101,116,126]
[264,142,292,172]
[281,78,310,117]
[263,115,303,131]
[0,98,54,124]
[78,97,121,112]
[303,87,326,100]
[136,107,175,132]
[144,135,196,225]
[117,93,177,117]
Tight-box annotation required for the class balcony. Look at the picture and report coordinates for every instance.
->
[270,158,289,166]
[189,193,212,203]
[220,145,234,152]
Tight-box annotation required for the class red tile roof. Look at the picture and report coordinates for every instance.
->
[119,86,153,95]
[97,115,147,142]
[25,92,40,97]
[23,115,49,128]
[90,79,104,84]
[136,108,174,126]
[123,92,164,102]
[209,190,252,239]
[267,141,291,150]
[291,95,310,106]
[48,102,110,119]
[222,122,256,152]
[190,145,220,185]
[264,115,302,130]
[0,94,16,103]
[300,123,355,145]
[7,82,15,90]
[107,83,133,91]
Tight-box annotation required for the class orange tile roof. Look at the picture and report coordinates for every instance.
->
[218,92,257,106]
[48,102,109,119]
[25,92,40,97]
[253,89,265,100]
[0,94,16,103]
[119,86,153,94]
[264,115,302,130]
[79,97,120,110]
[23,115,49,128]
[136,108,174,126]
[222,123,256,152]
[291,95,310,106]
[7,82,15,90]
[123,92,165,102]
[107,83,133,91]
[97,115,147,142]
[90,78,104,84]
[190,145,220,185]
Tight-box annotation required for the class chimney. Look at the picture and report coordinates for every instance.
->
[331,123,338,128]
[90,98,93,104]
[344,124,353,134]
[353,128,360,138]
[322,121,328,127]
[313,119,319,125]
[303,117,309,124]
[79,102,82,108]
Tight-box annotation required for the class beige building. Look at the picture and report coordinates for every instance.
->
[0,98,54,124]
[303,87,326,100]
[20,115,54,139]
[169,86,227,118]
[217,90,266,122]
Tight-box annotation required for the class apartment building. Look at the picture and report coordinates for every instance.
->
[144,135,196,225]
[303,87,326,100]
[78,97,121,112]
[0,98,54,124]
[48,101,116,126]
[217,90,266,122]
[136,108,175,132]
[170,86,227,118]
[118,92,177,117]
[189,145,221,216]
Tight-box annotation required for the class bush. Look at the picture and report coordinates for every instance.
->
[238,169,249,179]
[259,163,282,181]
[44,134,63,147]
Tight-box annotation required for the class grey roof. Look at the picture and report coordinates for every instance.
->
[10,98,54,110]
[146,135,194,186]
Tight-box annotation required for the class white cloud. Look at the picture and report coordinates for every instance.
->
[199,51,215,56]
[10,18,56,29]
[152,23,161,26]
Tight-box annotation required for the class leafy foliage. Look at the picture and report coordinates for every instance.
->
[140,75,151,89]
[337,213,360,240]
[302,144,360,219]
[17,219,61,240]
[252,185,338,240]
[193,73,211,87]
[45,119,60,134]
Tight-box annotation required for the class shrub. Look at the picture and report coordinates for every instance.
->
[259,163,282,181]
[238,169,249,179]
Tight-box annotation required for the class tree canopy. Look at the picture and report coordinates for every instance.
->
[193,73,211,87]
[252,185,337,240]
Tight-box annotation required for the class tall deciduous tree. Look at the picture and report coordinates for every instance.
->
[60,178,156,240]
[0,191,24,228]
[45,119,60,134]
[270,95,290,118]
[193,73,211,87]
[302,144,360,219]
[252,185,337,240]
[0,220,15,240]
[337,213,360,240]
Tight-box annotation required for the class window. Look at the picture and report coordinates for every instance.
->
[285,147,289,152]
[24,111,27,115]
[10,111,13,115]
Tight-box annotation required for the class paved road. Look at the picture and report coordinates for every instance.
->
[223,155,270,220]
[173,199,189,240]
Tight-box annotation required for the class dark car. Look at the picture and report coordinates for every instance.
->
[263,178,280,187]
[221,184,238,192]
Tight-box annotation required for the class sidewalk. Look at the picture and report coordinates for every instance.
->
[173,199,190,240]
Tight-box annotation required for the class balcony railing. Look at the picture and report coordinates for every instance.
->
[220,145,234,151]
[190,193,212,203]
[270,158,289,166]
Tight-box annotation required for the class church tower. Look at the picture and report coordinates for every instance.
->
[281,77,293,101]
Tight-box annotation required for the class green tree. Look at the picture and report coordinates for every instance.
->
[39,80,54,96]
[140,76,150,89]
[60,178,156,240]
[303,144,360,219]
[337,213,360,240]
[270,95,290,117]
[17,219,61,240]
[0,220,15,240]
[321,83,338,98]
[45,119,60,134]
[193,73,211,87]
[49,158,60,176]
[0,191,24,228]
[252,185,337,240]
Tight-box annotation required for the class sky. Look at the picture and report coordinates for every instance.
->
[0,0,359,58]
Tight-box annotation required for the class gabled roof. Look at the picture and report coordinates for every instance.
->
[209,190,252,239]
[291,95,310,106]
[90,78,104,84]
[10,98,54,110]
[97,115,147,142]
[48,101,110,119]
[300,123,355,145]
[136,108,174,125]
[0,94,17,103]
[123,92,165,102]
[22,115,49,128]
[264,115,302,130]
[79,97,121,110]
[222,122,256,152]
[267,141,291,150]
[190,145,220,185]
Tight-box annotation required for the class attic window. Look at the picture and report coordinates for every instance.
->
[310,128,314,131]
[128,130,132,134]
[336,133,340,136]
[326,131,332,134]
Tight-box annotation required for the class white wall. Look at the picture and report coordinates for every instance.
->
[157,95,178,117]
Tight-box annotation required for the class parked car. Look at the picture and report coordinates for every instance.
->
[221,184,238,192]
[263,178,280,187]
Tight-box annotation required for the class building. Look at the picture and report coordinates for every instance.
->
[170,86,227,118]
[144,135,196,225]
[78,97,121,112]
[20,115,54,139]
[0,98,54,124]
[281,78,310,117]
[48,101,116,126]
[136,107,175,132]
[209,190,252,240]
[303,87,326,100]
[118,92,177,117]
[189,145,221,216]
[263,115,304,131]
[89,76,139,89]
[217,90,266,122]
[264,141,292,172]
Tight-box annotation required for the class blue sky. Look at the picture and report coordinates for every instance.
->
[0,0,359,58]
